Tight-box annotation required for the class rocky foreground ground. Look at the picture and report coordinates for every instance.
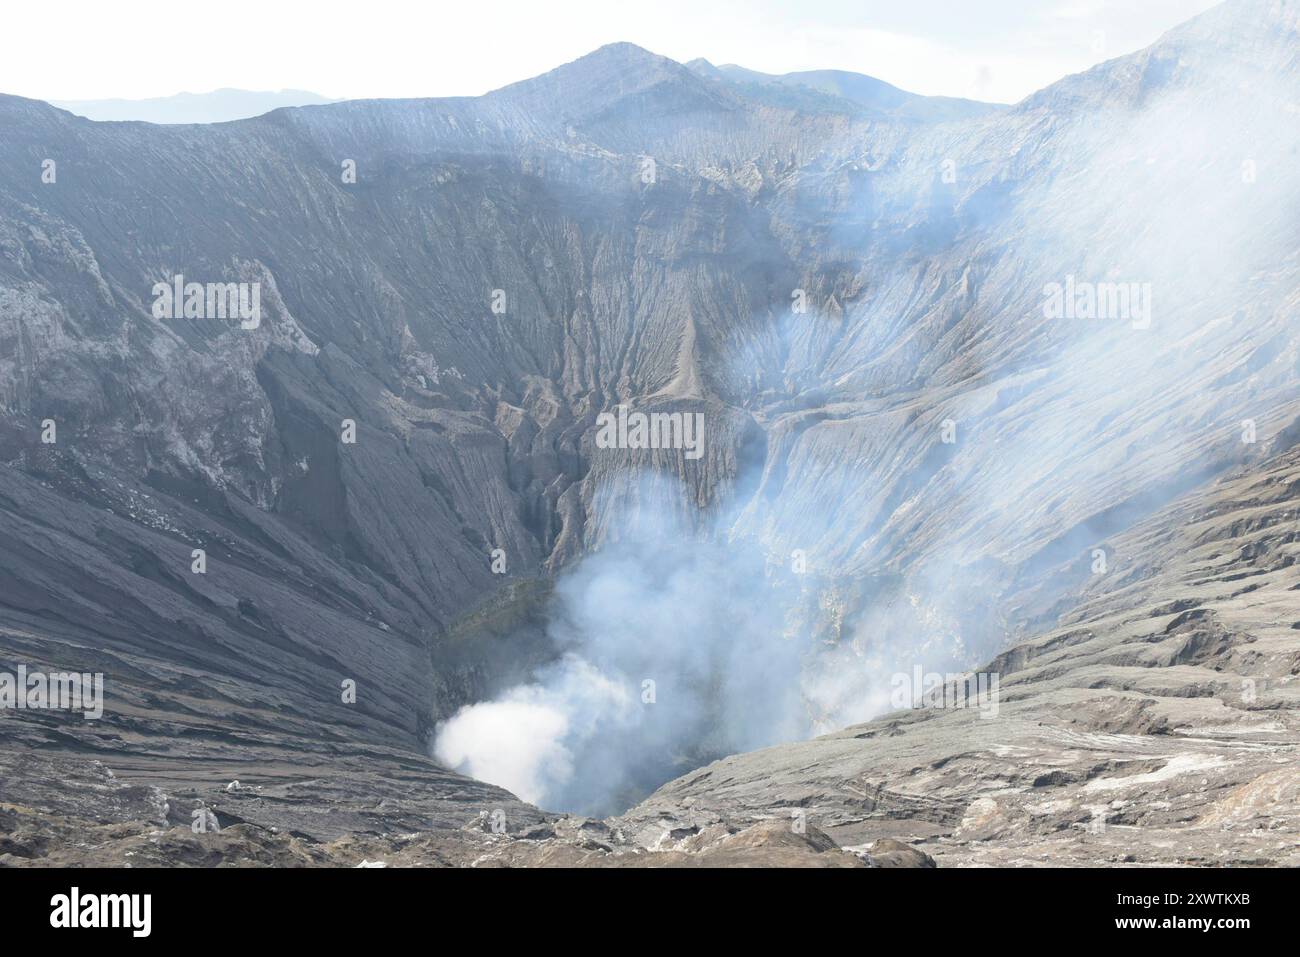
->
[4,443,1296,867]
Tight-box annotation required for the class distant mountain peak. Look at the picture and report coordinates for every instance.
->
[485,41,726,129]
[587,41,666,60]
[51,88,335,124]
[683,57,724,78]
[685,59,1002,122]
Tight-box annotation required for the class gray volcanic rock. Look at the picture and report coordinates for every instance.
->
[1,0,1298,865]
[616,443,1300,866]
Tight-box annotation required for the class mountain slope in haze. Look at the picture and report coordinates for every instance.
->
[0,0,1297,864]
[685,58,1003,122]
[51,88,336,124]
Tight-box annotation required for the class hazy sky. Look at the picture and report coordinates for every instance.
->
[11,0,1220,105]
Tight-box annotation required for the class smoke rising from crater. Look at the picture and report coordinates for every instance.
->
[434,16,1300,816]
[433,473,982,815]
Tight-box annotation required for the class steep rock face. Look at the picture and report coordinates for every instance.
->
[1,0,1298,862]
